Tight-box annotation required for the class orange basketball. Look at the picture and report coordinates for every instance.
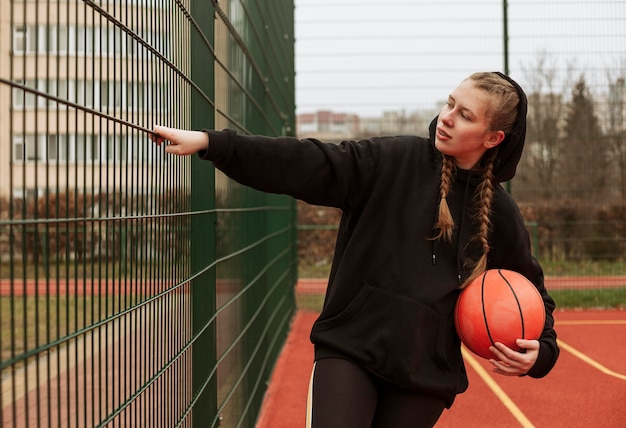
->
[454,269,545,359]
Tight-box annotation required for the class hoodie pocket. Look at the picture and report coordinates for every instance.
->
[311,284,461,393]
[314,285,372,331]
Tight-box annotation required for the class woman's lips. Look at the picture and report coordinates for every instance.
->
[437,127,451,139]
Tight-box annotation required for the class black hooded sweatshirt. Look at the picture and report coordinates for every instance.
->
[198,74,559,407]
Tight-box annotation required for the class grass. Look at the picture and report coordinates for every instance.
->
[0,260,156,280]
[296,258,626,312]
[296,288,626,313]
[541,259,626,276]
[1,295,117,368]
[297,261,332,279]
[550,288,626,309]
[296,294,325,312]
[298,259,626,279]
[4,258,622,280]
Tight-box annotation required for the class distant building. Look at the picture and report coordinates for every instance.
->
[297,108,439,141]
[296,110,360,141]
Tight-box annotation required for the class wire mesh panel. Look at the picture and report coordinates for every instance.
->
[507,1,626,268]
[0,0,296,427]
[212,1,297,426]
[295,0,626,307]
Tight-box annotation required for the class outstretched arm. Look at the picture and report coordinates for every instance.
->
[152,126,383,209]
[152,125,209,155]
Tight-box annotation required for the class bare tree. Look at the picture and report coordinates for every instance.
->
[518,52,569,201]
[562,75,607,203]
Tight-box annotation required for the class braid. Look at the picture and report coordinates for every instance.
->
[434,155,456,242]
[461,150,498,288]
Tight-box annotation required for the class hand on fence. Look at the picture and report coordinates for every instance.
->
[152,125,209,155]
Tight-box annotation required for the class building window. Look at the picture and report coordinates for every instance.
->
[13,135,25,163]
[12,80,27,109]
[12,26,26,53]
[75,79,94,108]
[12,134,60,163]
[13,24,44,54]
[12,23,165,57]
[13,134,41,162]
[12,134,57,163]
[12,79,53,108]
[12,79,161,112]
[12,133,144,164]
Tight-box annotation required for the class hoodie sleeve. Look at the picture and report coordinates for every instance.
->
[197,129,380,210]
[488,188,560,378]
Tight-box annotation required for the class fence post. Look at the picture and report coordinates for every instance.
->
[190,1,218,425]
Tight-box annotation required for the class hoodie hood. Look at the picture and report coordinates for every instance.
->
[429,72,528,183]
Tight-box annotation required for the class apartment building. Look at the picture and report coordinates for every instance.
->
[0,0,175,200]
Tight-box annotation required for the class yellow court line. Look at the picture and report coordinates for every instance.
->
[557,339,626,381]
[461,347,535,428]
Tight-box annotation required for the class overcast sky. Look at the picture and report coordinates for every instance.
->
[294,0,626,117]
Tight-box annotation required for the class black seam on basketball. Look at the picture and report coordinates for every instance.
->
[481,272,495,347]
[498,269,526,343]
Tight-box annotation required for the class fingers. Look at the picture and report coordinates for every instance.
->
[516,339,540,352]
[488,344,520,376]
[151,125,192,154]
[150,125,209,156]
[488,339,539,377]
[151,124,168,145]
[152,125,176,145]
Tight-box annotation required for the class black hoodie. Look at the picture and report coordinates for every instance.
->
[199,74,559,407]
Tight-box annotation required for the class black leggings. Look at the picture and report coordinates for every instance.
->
[307,358,447,428]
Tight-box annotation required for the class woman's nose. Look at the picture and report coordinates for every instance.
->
[440,111,453,126]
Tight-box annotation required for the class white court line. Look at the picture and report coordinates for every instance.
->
[461,347,535,428]
[305,363,315,428]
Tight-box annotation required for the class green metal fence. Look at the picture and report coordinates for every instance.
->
[0,0,296,426]
[2,0,625,426]
[295,0,626,308]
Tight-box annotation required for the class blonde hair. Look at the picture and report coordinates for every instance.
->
[469,72,519,134]
[434,72,519,288]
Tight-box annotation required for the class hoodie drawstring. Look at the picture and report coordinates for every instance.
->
[455,177,473,286]
[431,175,473,287]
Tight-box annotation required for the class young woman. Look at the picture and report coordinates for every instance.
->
[153,72,559,428]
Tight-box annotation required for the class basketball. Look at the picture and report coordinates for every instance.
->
[454,269,545,359]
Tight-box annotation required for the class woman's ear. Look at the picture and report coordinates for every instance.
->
[485,130,505,149]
